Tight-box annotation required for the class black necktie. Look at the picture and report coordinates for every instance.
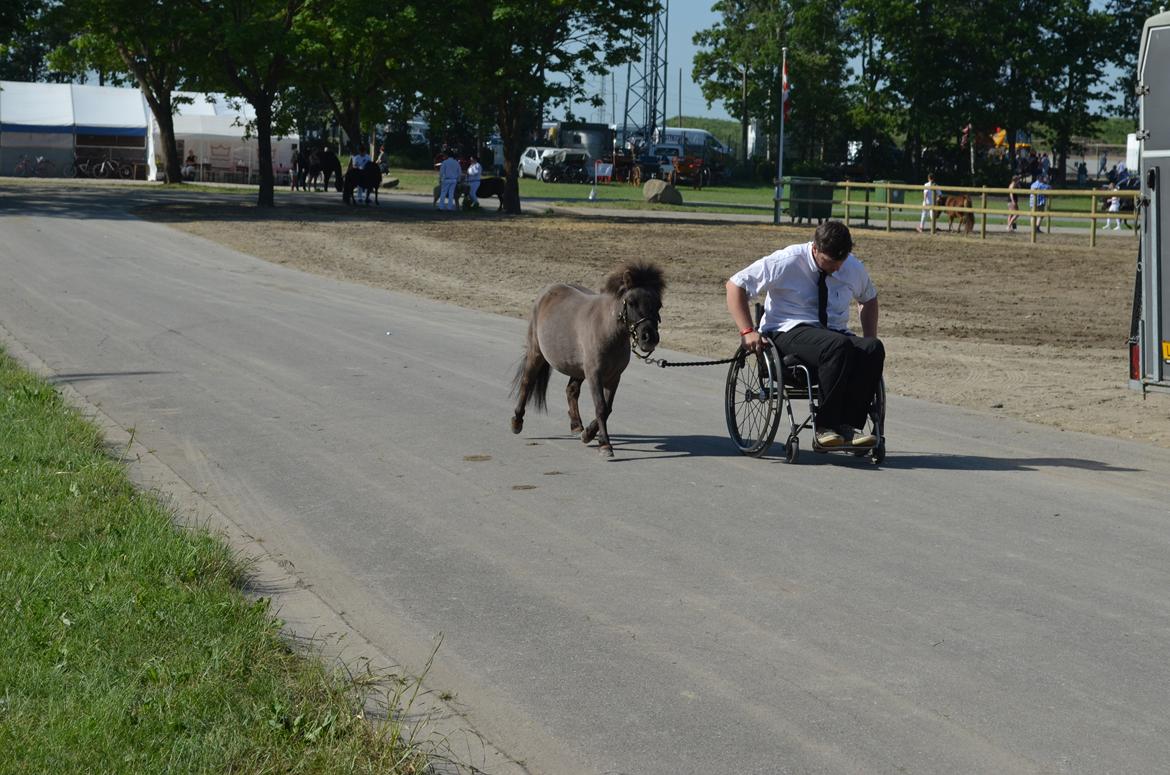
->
[817,270,828,327]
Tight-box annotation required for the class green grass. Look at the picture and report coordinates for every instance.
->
[340,166,1137,229]
[0,349,430,774]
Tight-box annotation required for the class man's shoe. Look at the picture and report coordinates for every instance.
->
[850,430,878,447]
[815,428,845,447]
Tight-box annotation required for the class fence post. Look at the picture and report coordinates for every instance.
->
[885,185,892,232]
[1089,193,1097,248]
[843,181,851,226]
[1045,198,1052,235]
[1030,201,1037,244]
[864,187,870,226]
[980,191,987,239]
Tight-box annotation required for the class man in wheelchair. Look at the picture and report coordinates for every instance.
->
[725,220,884,448]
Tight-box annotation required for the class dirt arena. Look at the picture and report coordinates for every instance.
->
[141,197,1170,449]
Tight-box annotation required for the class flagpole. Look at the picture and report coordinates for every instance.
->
[773,47,788,226]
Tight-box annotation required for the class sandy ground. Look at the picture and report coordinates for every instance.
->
[140,194,1170,449]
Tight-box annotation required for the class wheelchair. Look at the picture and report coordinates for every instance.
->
[724,324,886,465]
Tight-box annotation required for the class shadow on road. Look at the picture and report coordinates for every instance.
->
[879,452,1141,473]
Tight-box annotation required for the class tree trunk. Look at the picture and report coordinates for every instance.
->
[143,89,183,184]
[255,100,275,207]
[498,97,525,215]
[156,111,184,184]
[739,66,749,167]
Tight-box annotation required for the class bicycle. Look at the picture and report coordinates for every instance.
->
[13,155,56,177]
[92,155,131,179]
[72,156,96,178]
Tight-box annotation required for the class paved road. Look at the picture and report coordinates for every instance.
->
[2,185,1169,774]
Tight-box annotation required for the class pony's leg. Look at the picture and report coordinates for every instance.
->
[584,380,617,457]
[566,377,584,434]
[511,351,547,434]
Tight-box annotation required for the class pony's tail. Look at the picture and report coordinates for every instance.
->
[511,357,550,412]
[510,316,550,411]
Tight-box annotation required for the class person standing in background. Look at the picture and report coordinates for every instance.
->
[917,173,936,233]
[437,149,462,211]
[466,154,482,209]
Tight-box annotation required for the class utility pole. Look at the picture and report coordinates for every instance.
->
[774,47,788,226]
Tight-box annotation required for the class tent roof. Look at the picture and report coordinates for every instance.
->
[0,81,275,139]
[0,80,148,136]
[172,91,255,120]
[172,113,254,140]
[71,83,148,136]
[0,81,73,132]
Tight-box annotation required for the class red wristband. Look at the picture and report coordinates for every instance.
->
[740,327,755,336]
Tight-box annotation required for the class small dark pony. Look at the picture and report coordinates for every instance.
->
[308,148,343,192]
[511,261,666,458]
[343,164,382,205]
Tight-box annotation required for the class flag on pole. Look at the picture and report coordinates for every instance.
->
[782,58,791,121]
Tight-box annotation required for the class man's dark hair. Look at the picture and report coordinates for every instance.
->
[813,221,853,261]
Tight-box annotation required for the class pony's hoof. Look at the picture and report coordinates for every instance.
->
[580,427,597,443]
[511,417,523,434]
[598,445,614,458]
[570,424,584,435]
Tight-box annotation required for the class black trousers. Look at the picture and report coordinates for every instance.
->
[772,325,885,430]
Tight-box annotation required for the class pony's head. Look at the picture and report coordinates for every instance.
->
[603,261,666,355]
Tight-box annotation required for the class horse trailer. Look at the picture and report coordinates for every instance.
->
[1130,9,1170,394]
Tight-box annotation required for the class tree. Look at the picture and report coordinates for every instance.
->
[694,0,850,173]
[1037,0,1111,182]
[980,0,1046,170]
[423,0,656,214]
[293,0,424,154]
[1104,0,1159,119]
[1,0,79,82]
[693,0,770,167]
[191,0,311,207]
[49,0,199,183]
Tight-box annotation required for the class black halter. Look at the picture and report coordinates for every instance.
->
[618,295,658,358]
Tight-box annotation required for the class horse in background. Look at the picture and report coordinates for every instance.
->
[291,147,311,191]
[942,194,975,235]
[510,261,666,458]
[308,147,342,192]
[343,163,382,205]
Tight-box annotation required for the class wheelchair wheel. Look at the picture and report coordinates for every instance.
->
[866,378,887,465]
[725,344,781,456]
[784,435,799,463]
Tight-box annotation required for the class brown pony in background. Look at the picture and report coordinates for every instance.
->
[942,194,975,235]
[510,261,666,458]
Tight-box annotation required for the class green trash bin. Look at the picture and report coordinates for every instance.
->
[785,177,835,223]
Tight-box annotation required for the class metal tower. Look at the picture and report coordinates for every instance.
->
[621,1,669,149]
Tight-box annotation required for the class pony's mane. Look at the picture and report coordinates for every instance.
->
[600,261,666,297]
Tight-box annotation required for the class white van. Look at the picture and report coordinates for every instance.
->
[653,127,729,157]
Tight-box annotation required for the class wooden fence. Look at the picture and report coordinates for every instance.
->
[777,180,1140,247]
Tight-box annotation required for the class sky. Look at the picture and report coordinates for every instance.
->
[569,0,734,125]
[571,0,1128,128]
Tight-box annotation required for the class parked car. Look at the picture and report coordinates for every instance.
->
[537,149,590,183]
[518,146,557,179]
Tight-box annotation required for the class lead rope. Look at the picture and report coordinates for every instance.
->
[621,297,740,367]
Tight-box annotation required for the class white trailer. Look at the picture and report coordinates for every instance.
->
[1130,9,1170,394]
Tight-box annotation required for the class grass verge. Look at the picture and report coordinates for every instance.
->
[0,348,431,774]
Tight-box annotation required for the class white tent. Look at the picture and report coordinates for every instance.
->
[150,91,297,183]
[0,80,296,182]
[1,80,151,177]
